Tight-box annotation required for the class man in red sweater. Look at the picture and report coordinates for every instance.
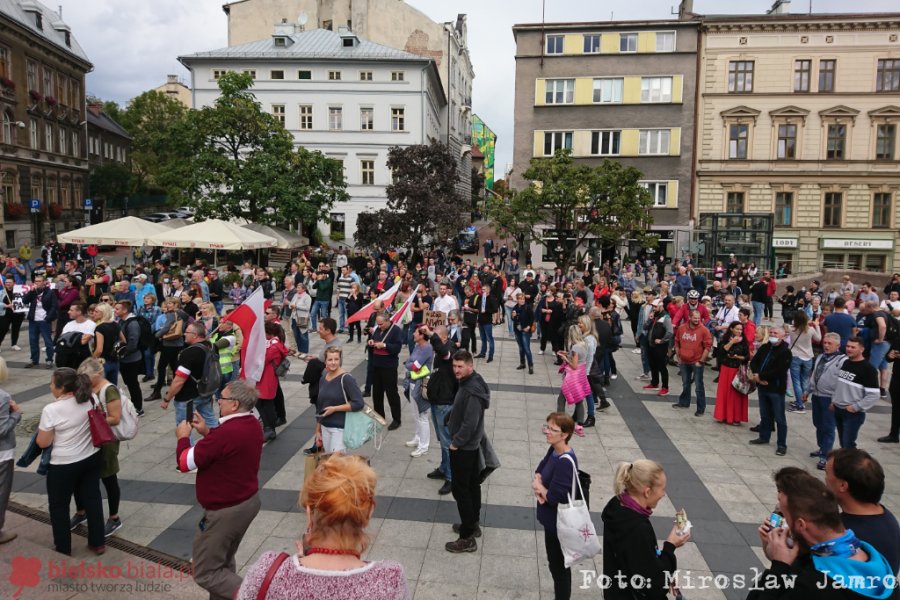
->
[674,309,713,416]
[176,379,263,600]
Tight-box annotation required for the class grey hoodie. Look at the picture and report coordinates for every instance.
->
[0,389,21,454]
[449,371,490,450]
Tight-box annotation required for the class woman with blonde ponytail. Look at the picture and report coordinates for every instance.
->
[601,460,690,599]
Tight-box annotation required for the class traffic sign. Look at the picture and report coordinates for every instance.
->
[29,199,39,209]
[84,198,92,209]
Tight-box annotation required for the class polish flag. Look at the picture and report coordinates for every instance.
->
[220,286,266,384]
[391,291,414,325]
[346,280,401,325]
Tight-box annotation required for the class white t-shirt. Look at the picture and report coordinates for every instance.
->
[34,294,47,321]
[38,395,98,465]
[433,294,459,315]
[62,319,96,337]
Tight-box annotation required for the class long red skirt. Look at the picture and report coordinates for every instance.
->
[713,364,749,425]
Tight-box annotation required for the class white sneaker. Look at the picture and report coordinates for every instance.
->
[611,374,618,380]
[11,345,20,351]
[636,373,651,380]
[404,439,418,447]
[631,348,642,354]
[538,350,544,355]
[410,447,428,458]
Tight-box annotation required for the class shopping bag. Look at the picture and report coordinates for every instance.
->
[556,454,601,567]
[560,363,591,405]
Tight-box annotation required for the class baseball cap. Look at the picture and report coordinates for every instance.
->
[135,274,148,281]
[651,299,663,307]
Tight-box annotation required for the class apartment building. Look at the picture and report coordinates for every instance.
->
[512,19,699,266]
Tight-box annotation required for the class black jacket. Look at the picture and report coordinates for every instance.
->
[24,286,58,322]
[601,495,677,600]
[750,341,793,394]
[449,371,490,450]
[511,303,534,332]
[475,293,499,325]
[426,335,458,405]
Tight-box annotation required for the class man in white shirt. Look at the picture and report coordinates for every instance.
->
[880,290,900,314]
[58,301,95,368]
[433,282,459,315]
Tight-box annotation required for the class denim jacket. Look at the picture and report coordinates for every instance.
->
[16,431,51,475]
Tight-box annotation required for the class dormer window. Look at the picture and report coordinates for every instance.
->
[274,37,286,47]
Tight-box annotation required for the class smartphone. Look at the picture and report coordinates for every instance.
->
[186,399,194,425]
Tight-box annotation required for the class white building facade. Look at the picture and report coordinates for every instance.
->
[180,26,446,244]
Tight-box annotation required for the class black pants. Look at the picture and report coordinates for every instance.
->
[364,349,374,393]
[450,448,481,539]
[545,529,572,600]
[274,382,286,422]
[889,374,900,438]
[765,297,774,319]
[47,451,105,553]
[348,321,362,341]
[76,474,120,516]
[120,360,144,412]
[0,312,24,346]
[258,398,277,431]
[372,366,402,424]
[461,325,478,353]
[54,314,70,342]
[153,346,181,395]
[649,345,669,388]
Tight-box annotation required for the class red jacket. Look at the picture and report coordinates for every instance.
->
[257,337,288,400]
[766,279,777,298]
[674,323,713,364]
[673,302,711,328]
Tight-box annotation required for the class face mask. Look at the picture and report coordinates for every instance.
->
[769,337,780,345]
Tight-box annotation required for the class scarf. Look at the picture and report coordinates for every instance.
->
[810,529,861,558]
[619,493,652,517]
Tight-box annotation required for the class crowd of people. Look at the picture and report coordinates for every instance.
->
[2,237,900,599]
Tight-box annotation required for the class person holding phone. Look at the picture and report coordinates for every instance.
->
[713,321,750,426]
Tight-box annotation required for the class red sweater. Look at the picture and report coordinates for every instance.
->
[176,412,263,510]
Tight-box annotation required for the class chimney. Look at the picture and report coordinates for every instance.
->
[166,74,178,85]
[767,0,791,15]
[678,0,694,19]
[87,103,102,116]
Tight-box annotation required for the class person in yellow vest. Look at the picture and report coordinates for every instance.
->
[211,318,238,400]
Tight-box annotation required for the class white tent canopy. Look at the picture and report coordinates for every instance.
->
[236,221,308,249]
[56,216,172,247]
[157,218,193,229]
[147,219,277,250]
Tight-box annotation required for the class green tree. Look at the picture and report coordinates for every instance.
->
[89,164,133,209]
[354,142,463,257]
[168,72,346,226]
[487,150,655,270]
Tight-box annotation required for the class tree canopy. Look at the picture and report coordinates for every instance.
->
[487,150,655,270]
[354,142,464,257]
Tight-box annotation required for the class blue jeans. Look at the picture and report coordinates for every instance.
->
[834,406,866,449]
[338,297,347,331]
[310,300,330,330]
[213,300,224,315]
[515,330,533,366]
[757,388,788,448]
[28,320,54,364]
[751,301,765,325]
[103,361,120,386]
[143,347,155,377]
[478,323,494,358]
[870,340,890,371]
[639,334,651,376]
[291,322,309,353]
[505,306,514,334]
[216,370,235,400]
[811,395,835,457]
[789,357,812,408]
[174,396,218,446]
[430,404,453,481]
[678,364,706,413]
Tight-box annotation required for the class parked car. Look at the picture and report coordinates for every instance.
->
[173,206,195,218]
[143,212,180,222]
[453,228,479,254]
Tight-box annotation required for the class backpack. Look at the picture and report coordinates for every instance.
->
[97,383,139,441]
[877,311,900,342]
[55,331,89,368]
[182,343,222,398]
[131,316,155,350]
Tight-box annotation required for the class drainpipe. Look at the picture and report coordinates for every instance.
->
[690,23,702,263]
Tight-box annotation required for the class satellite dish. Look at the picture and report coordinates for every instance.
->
[298,12,308,25]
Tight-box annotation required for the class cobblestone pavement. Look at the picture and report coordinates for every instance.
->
[3,321,898,599]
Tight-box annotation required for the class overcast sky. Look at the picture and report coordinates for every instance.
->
[56,0,896,179]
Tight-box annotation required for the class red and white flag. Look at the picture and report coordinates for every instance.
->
[220,286,266,384]
[345,280,401,325]
[391,291,414,325]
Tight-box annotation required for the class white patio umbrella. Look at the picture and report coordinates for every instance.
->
[237,222,308,249]
[157,218,193,229]
[57,216,172,246]
[147,218,277,250]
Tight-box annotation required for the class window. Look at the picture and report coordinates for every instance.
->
[640,77,673,103]
[359,71,372,81]
[58,127,65,154]
[0,47,8,78]
[242,69,256,79]
[391,108,405,131]
[42,66,52,96]
[775,192,793,226]
[777,124,797,159]
[823,254,844,269]
[583,34,600,54]
[543,131,573,156]
[299,105,312,130]
[26,60,37,91]
[44,123,52,151]
[328,71,342,81]
[726,192,745,213]
[794,60,811,92]
[873,193,891,228]
[728,124,748,159]
[819,59,835,92]
[592,78,623,103]
[330,213,345,237]
[270,70,284,80]
[60,187,69,209]
[639,129,670,155]
[328,107,342,130]
[728,61,754,92]
[360,107,373,131]
[322,19,333,31]
[391,71,405,82]
[876,124,895,160]
[591,131,620,156]
[71,131,78,156]
[876,59,900,92]
[865,255,887,272]
[826,124,846,159]
[213,70,227,80]
[656,32,675,52]
[545,35,564,55]
[545,79,574,104]
[361,160,375,185]
[0,112,9,144]
[823,192,842,227]
[641,182,668,207]
[298,70,312,80]
[70,80,78,109]
[619,33,637,53]
[271,104,285,125]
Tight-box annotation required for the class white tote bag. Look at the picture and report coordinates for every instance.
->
[556,454,601,568]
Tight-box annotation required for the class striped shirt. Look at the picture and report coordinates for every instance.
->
[336,275,353,299]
